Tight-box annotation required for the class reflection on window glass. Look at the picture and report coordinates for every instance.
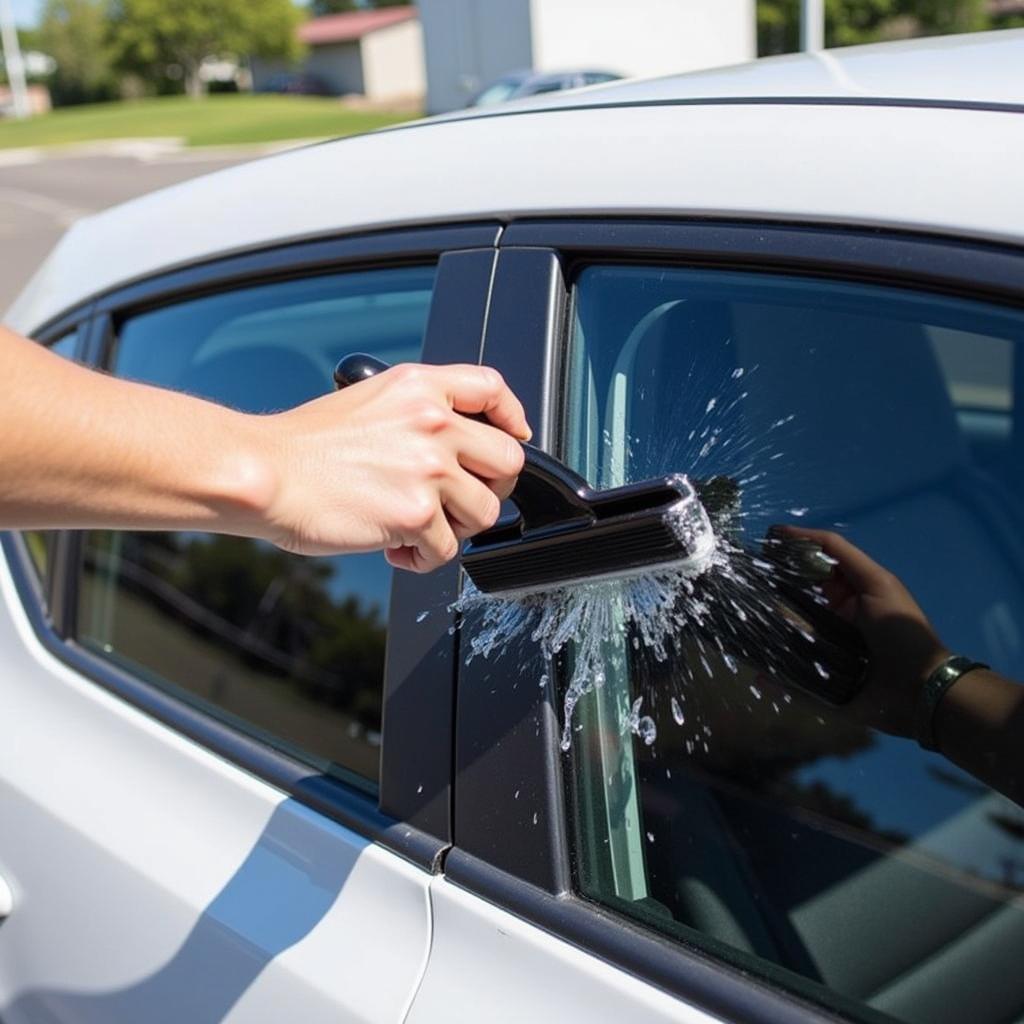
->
[564,266,1024,1023]
[22,332,80,585]
[77,267,435,789]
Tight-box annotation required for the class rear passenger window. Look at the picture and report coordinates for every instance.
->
[77,267,435,790]
[562,265,1024,1023]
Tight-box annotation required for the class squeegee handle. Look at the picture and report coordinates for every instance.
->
[333,353,595,530]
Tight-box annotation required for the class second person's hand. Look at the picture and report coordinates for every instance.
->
[773,526,949,737]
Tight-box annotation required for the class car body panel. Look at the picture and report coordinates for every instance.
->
[406,878,720,1024]
[8,98,1024,335]
[0,554,433,1023]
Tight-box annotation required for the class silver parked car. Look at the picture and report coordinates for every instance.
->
[2,28,1023,1024]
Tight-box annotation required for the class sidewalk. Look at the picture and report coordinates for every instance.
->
[0,135,325,169]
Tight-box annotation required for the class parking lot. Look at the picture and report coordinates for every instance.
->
[0,148,252,316]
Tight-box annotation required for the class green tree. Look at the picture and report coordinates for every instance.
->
[757,0,995,55]
[35,0,116,106]
[108,0,304,98]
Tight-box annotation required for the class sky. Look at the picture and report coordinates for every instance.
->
[11,0,42,27]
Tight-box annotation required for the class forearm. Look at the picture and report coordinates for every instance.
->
[0,327,275,534]
[935,669,1024,805]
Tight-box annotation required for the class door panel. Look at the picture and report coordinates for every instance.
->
[0,232,501,1022]
[0,556,432,1023]
[406,878,716,1024]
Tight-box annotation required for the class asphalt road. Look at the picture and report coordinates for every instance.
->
[0,149,251,318]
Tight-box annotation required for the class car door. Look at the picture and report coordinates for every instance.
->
[0,225,499,1023]
[412,222,1024,1024]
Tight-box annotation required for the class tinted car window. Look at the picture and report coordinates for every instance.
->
[77,267,435,790]
[23,332,80,583]
[562,265,1024,1023]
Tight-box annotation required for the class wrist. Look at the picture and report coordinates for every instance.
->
[205,410,283,538]
[914,653,987,752]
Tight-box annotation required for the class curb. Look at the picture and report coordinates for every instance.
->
[0,136,328,167]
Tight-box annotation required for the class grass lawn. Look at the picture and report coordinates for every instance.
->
[0,94,416,150]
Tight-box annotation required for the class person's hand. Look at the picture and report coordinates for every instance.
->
[772,526,949,736]
[242,363,530,570]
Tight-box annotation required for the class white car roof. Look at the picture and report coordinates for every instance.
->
[7,29,1024,334]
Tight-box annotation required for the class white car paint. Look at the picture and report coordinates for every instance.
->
[408,878,721,1024]
[0,556,433,1023]
[7,32,1024,336]
[3,29,1024,1024]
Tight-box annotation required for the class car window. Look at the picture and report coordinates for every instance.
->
[561,264,1024,1023]
[76,267,436,791]
[22,332,80,584]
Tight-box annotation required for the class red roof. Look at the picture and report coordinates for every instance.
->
[299,6,418,46]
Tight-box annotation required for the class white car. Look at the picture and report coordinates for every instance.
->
[2,28,1023,1024]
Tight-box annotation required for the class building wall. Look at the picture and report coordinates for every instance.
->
[305,41,365,95]
[418,0,533,114]
[361,19,426,101]
[529,0,755,77]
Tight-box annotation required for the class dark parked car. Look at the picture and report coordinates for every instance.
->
[469,68,621,107]
[258,72,333,97]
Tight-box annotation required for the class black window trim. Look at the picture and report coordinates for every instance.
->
[450,218,1024,1022]
[1,221,503,872]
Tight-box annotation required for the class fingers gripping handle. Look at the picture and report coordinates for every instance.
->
[332,354,595,531]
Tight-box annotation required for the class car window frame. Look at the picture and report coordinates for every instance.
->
[449,217,1024,1023]
[1,222,502,870]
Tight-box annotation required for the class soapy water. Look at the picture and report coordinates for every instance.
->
[454,519,831,751]
[448,358,845,752]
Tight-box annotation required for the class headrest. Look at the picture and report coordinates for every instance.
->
[730,302,967,520]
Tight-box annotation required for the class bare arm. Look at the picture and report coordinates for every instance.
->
[779,526,1022,805]
[1,326,530,571]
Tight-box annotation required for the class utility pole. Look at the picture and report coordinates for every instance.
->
[0,0,30,119]
[801,0,825,52]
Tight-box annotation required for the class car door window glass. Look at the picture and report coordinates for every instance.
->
[22,331,80,584]
[562,264,1024,1023]
[77,267,436,790]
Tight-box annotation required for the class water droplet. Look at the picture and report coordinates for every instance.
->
[416,610,430,623]
[532,812,538,825]
[416,784,423,794]
[646,831,656,843]
[514,789,520,799]
[787,507,809,517]
[670,697,686,725]
[636,716,657,746]
[813,661,830,679]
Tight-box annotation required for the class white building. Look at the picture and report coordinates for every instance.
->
[252,6,425,104]
[418,0,756,114]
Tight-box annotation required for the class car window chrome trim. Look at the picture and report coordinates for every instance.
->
[3,224,505,870]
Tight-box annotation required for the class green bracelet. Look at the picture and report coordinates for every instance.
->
[915,654,987,752]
